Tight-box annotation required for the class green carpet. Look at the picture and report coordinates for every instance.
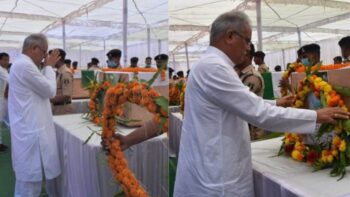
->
[0,126,48,197]
[0,126,15,197]
[169,157,177,197]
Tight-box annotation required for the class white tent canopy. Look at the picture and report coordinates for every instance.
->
[169,0,350,72]
[0,0,168,67]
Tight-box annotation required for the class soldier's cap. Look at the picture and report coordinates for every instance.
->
[297,46,305,56]
[107,49,122,58]
[302,43,320,54]
[49,48,66,61]
[254,51,265,58]
[339,36,350,48]
[154,54,169,61]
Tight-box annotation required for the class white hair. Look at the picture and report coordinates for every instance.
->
[22,33,48,52]
[210,10,251,45]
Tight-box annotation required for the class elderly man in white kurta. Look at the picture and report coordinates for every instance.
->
[9,34,61,197]
[174,11,350,197]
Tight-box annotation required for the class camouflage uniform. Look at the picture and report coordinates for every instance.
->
[52,65,74,115]
[238,64,265,140]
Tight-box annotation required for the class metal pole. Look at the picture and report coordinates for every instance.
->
[62,20,66,51]
[256,0,263,51]
[172,53,176,71]
[147,25,151,57]
[79,44,82,68]
[297,27,302,48]
[282,49,286,70]
[185,43,190,71]
[103,39,106,68]
[158,39,161,54]
[123,0,128,67]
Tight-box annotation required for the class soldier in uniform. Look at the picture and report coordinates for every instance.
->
[253,51,270,74]
[50,49,74,115]
[236,44,264,97]
[236,44,265,139]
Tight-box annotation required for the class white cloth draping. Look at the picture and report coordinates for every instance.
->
[252,137,350,197]
[71,99,89,114]
[169,112,183,157]
[53,114,168,197]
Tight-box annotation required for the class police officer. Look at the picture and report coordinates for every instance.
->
[253,51,270,74]
[237,44,264,97]
[50,49,74,115]
[236,44,265,140]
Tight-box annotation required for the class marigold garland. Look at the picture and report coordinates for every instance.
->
[88,81,112,125]
[180,83,186,113]
[279,72,350,179]
[296,63,350,73]
[280,62,304,96]
[102,80,168,196]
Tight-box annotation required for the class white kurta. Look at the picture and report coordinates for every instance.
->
[0,66,8,121]
[174,46,317,197]
[9,54,61,182]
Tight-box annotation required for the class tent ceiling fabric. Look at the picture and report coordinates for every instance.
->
[0,0,168,51]
[169,0,350,62]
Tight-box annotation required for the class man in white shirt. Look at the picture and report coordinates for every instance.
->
[9,34,61,197]
[0,52,9,152]
[174,11,349,197]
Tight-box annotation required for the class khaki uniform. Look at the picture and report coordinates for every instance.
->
[52,65,74,115]
[239,65,264,97]
[258,63,269,74]
[238,65,265,140]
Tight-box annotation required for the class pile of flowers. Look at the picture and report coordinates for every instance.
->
[86,69,168,196]
[279,66,350,179]
[102,80,168,196]
[169,80,185,106]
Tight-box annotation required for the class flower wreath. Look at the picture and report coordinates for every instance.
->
[278,68,350,179]
[101,80,168,196]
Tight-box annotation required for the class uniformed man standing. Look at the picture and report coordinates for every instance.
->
[236,44,265,139]
[236,44,264,97]
[50,49,74,115]
[253,51,270,74]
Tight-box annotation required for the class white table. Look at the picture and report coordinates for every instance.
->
[169,112,183,157]
[252,137,350,197]
[71,99,89,114]
[53,114,168,197]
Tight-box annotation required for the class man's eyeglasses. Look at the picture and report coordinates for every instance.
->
[36,46,47,56]
[233,31,251,45]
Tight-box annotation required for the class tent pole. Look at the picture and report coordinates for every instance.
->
[297,27,302,48]
[123,0,128,67]
[62,19,66,51]
[147,25,151,57]
[185,42,190,71]
[256,0,263,51]
[158,39,161,54]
